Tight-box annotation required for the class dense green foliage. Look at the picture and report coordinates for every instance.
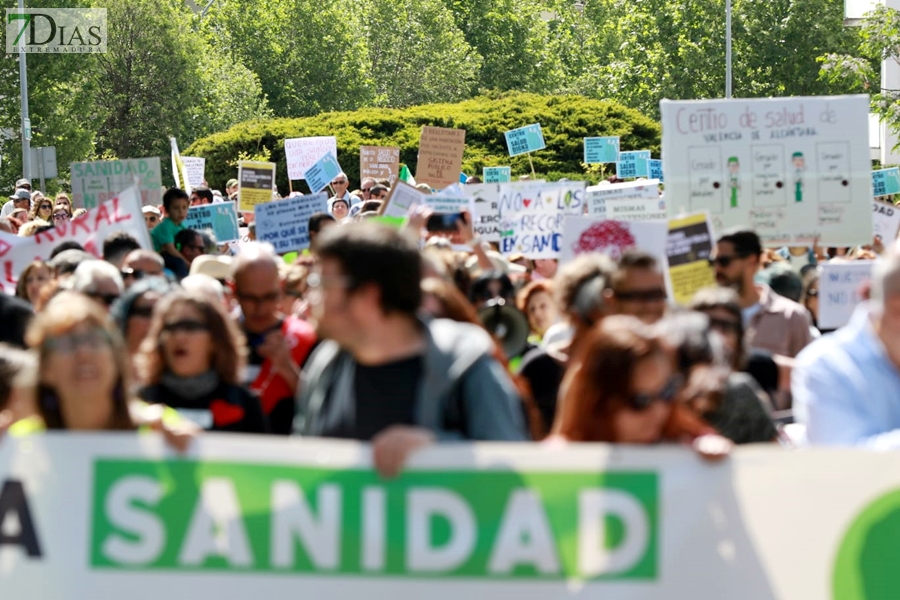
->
[186,92,661,193]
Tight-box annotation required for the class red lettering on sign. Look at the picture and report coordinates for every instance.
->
[0,239,10,258]
[83,239,99,258]
[111,197,131,223]
[93,204,112,229]
[4,261,15,286]
[33,229,56,245]
[70,216,92,237]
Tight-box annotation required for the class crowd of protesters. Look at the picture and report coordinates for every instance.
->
[0,168,896,478]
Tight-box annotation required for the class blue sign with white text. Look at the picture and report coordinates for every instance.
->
[872,167,900,197]
[616,151,651,179]
[483,167,512,183]
[584,137,620,164]
[648,159,664,183]
[505,124,546,157]
[303,152,342,194]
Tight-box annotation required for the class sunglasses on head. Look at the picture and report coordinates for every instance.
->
[626,375,683,411]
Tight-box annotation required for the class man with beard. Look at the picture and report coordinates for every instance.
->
[710,228,812,358]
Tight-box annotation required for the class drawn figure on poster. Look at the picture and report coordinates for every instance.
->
[792,152,806,203]
[727,157,740,208]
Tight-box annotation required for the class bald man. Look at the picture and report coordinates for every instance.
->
[230,242,317,434]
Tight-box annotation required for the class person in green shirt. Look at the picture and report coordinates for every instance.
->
[151,188,191,272]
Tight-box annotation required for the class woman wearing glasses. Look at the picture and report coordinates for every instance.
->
[136,291,267,433]
[54,193,73,217]
[553,316,732,459]
[27,196,53,223]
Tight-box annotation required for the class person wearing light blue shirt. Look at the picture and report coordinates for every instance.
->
[793,250,900,448]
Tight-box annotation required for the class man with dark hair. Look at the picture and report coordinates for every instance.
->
[296,223,526,477]
[152,188,191,273]
[712,227,812,358]
[190,186,214,206]
[606,249,668,324]
[307,212,336,251]
[174,229,207,266]
[102,231,141,269]
[368,185,389,201]
[49,240,84,259]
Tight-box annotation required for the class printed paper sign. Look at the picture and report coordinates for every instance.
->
[0,187,149,293]
[255,192,329,253]
[649,159,665,183]
[464,183,501,242]
[360,146,400,181]
[872,167,900,197]
[70,157,161,209]
[560,216,669,268]
[819,260,873,329]
[661,95,872,246]
[416,126,466,190]
[182,157,206,188]
[183,202,240,243]
[505,123,546,157]
[873,200,900,242]
[381,181,425,218]
[584,136,620,164]
[498,181,586,258]
[616,151,651,179]
[586,180,661,218]
[667,212,716,305]
[285,136,337,180]
[426,189,472,214]
[483,167,511,183]
[238,161,276,212]
[303,152,342,194]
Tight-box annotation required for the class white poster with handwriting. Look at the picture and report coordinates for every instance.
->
[819,260,873,330]
[661,95,872,247]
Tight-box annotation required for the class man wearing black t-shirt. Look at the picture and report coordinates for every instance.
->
[295,223,526,477]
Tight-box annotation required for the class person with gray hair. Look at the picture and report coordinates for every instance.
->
[330,171,357,206]
[793,245,900,447]
[69,260,124,312]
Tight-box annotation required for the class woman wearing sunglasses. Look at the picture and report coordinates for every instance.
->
[111,277,175,382]
[27,196,53,223]
[553,316,732,459]
[136,291,267,433]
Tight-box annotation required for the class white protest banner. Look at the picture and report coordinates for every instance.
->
[661,95,872,247]
[464,183,501,242]
[70,157,162,209]
[560,216,668,268]
[380,181,425,218]
[183,202,240,243]
[498,181,586,259]
[285,136,338,180]
[0,186,149,293]
[873,200,900,243]
[819,260,873,329]
[586,180,662,218]
[6,436,900,600]
[182,157,206,188]
[255,192,329,253]
[667,212,716,305]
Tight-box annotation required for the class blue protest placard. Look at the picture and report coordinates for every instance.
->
[255,193,329,253]
[303,152,342,194]
[183,202,240,242]
[505,124,546,157]
[483,167,511,183]
[872,167,900,197]
[648,159,664,183]
[584,137,620,164]
[616,151,651,179]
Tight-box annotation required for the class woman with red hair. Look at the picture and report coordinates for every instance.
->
[553,316,732,458]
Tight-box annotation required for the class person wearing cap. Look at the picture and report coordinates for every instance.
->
[15,178,31,191]
[142,205,161,230]
[226,178,239,199]
[1,189,32,218]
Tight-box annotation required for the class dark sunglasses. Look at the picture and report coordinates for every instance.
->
[708,255,743,268]
[52,213,68,220]
[120,268,145,280]
[709,316,741,334]
[87,291,120,306]
[333,180,348,185]
[129,305,155,318]
[39,204,52,210]
[162,320,209,333]
[615,289,667,302]
[626,375,683,411]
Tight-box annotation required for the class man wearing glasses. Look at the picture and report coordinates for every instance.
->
[330,172,358,206]
[710,228,812,359]
[1,188,32,219]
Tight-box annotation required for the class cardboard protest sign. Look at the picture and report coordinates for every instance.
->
[616,151,651,179]
[483,167,511,183]
[237,161,276,212]
[184,202,240,243]
[560,216,669,270]
[70,157,161,209]
[360,146,400,181]
[873,200,900,242]
[649,159,664,182]
[416,126,466,190]
[464,183,501,242]
[819,260,873,329]
[255,193,329,253]
[182,157,206,188]
[0,186,149,293]
[661,95,872,246]
[380,181,425,218]
[285,136,337,180]
[872,167,900,197]
[303,152,342,194]
[584,136,620,164]
[505,124,546,157]
[498,181,586,258]
[586,180,662,218]
[667,212,716,305]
